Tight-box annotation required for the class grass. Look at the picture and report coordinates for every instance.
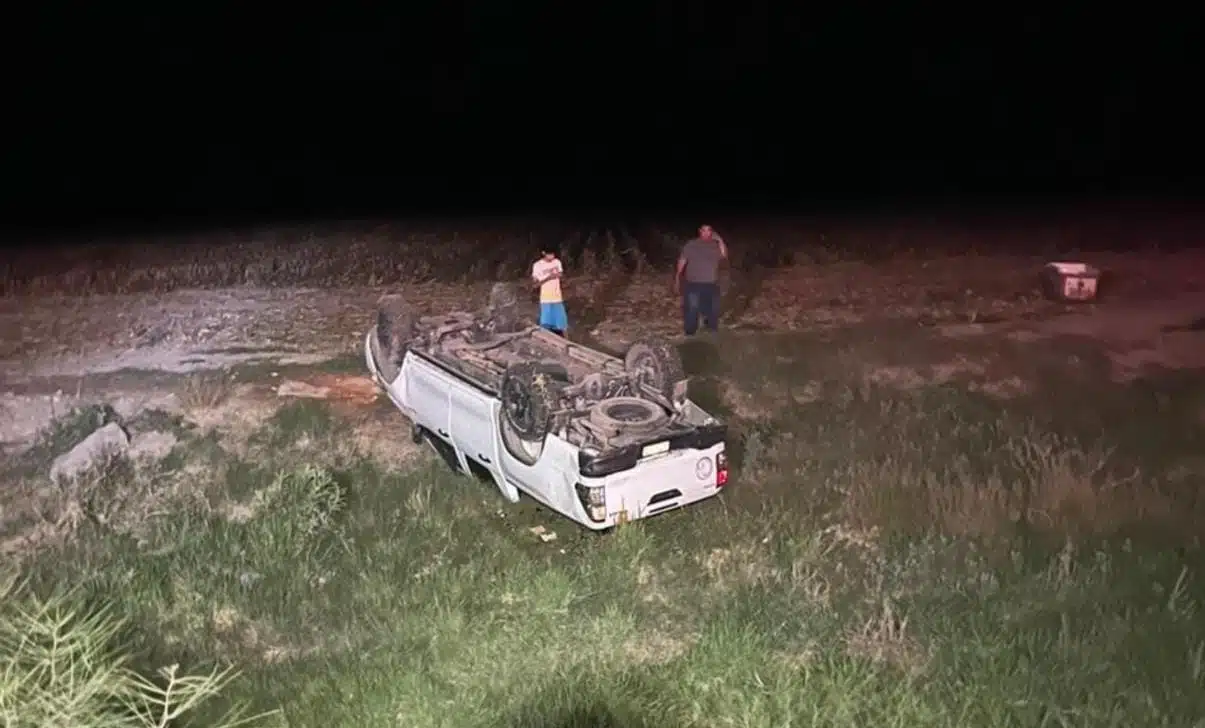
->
[5,315,1205,727]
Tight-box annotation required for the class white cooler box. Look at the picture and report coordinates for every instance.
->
[1041,261,1102,303]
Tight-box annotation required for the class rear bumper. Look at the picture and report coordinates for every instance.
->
[576,444,727,529]
[611,481,722,527]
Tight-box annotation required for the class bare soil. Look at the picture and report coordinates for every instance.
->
[3,251,1205,455]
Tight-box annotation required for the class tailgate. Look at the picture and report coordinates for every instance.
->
[604,443,726,519]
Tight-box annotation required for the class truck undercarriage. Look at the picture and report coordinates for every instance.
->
[370,284,720,459]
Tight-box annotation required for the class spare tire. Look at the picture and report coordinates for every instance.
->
[589,396,669,435]
[500,362,563,442]
[624,337,686,402]
[374,294,416,382]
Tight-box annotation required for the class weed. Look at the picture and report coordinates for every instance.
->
[258,400,336,448]
[182,371,233,411]
[0,571,273,727]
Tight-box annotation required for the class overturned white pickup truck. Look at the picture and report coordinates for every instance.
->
[364,284,729,529]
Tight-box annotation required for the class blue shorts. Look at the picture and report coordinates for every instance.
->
[539,302,568,332]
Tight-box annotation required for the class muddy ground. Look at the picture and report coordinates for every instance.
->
[2,251,1204,457]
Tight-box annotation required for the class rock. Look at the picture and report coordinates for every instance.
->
[128,431,178,462]
[49,422,130,484]
[276,380,331,399]
[112,392,184,421]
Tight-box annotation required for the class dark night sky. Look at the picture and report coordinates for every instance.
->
[3,7,1201,231]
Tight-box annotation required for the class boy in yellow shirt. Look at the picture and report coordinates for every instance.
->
[531,245,568,337]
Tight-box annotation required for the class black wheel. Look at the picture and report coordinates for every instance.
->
[499,362,564,465]
[500,362,563,440]
[589,396,669,435]
[375,294,416,381]
[624,337,686,402]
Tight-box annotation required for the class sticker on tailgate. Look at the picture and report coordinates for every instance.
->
[641,441,670,459]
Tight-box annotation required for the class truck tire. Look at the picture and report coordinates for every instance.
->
[590,396,669,434]
[500,362,562,442]
[374,294,416,382]
[624,337,686,402]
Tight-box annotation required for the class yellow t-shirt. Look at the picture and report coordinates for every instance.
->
[532,258,564,303]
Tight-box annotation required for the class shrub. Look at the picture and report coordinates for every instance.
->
[0,571,272,727]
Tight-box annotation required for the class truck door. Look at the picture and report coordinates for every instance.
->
[448,380,520,503]
[401,355,452,444]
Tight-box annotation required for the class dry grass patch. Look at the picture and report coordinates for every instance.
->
[1007,436,1181,535]
[622,629,698,666]
[3,454,215,561]
[864,365,929,390]
[180,370,234,410]
[348,417,425,471]
[718,378,786,421]
[967,375,1032,399]
[0,519,60,561]
[185,383,282,452]
[929,356,988,382]
[210,604,303,666]
[845,599,930,676]
[697,544,778,592]
[635,564,674,606]
[838,431,1188,540]
[861,355,1020,396]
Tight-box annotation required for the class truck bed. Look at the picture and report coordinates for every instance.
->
[378,304,724,456]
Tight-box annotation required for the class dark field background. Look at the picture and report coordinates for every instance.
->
[4,203,1204,297]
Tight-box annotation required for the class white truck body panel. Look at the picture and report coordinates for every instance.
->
[365,331,726,529]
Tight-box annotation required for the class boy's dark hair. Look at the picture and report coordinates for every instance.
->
[541,244,557,255]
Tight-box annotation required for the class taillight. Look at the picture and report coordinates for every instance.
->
[574,482,607,522]
[716,452,728,487]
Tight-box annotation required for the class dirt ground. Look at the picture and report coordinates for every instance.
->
[2,250,1204,456]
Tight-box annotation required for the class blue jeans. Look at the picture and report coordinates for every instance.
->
[682,282,720,336]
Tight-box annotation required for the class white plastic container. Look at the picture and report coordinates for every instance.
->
[1042,261,1101,303]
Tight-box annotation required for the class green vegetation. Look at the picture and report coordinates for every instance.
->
[5,320,1205,727]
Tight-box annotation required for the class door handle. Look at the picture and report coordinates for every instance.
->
[478,454,491,464]
[437,428,449,438]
